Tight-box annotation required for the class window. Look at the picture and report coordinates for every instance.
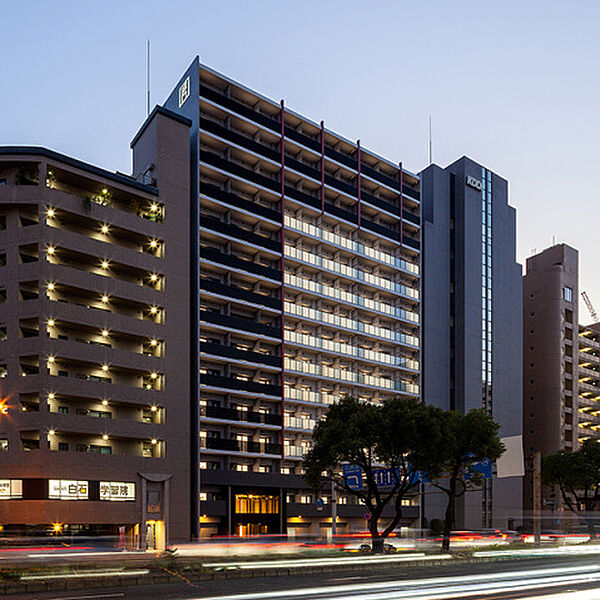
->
[58,442,69,451]
[0,439,7,452]
[564,286,573,303]
[58,406,69,414]
[90,445,112,455]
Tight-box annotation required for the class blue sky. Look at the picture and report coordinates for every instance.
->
[3,0,600,312]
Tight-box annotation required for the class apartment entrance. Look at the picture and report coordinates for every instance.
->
[232,491,281,535]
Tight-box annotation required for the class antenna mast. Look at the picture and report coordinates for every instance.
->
[428,115,432,165]
[146,39,151,116]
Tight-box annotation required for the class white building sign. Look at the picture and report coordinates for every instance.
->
[178,76,191,108]
[466,175,483,191]
[99,481,135,501]
[49,480,88,500]
[0,479,22,499]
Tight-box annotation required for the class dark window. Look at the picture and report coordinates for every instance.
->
[58,442,69,451]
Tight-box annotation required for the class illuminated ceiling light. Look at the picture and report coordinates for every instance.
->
[101,329,109,337]
[149,306,158,314]
[48,393,55,400]
[151,438,157,445]
[149,240,158,249]
[101,224,110,234]
[150,339,158,347]
[151,405,157,412]
[47,282,55,291]
[102,364,109,372]
[101,294,110,303]
[150,203,159,212]
[101,260,110,269]
[46,207,56,217]
[48,429,55,436]
[102,399,108,406]
[102,434,109,441]
[47,319,55,327]
[150,273,158,282]
[150,372,158,379]
[46,246,56,255]
[47,356,55,363]
[102,188,109,195]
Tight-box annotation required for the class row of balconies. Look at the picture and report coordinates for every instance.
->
[199,82,420,201]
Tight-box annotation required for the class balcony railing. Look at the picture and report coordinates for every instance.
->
[203,405,281,426]
[202,436,282,455]
[200,309,281,338]
[200,342,281,368]
[200,278,280,311]
[200,373,281,396]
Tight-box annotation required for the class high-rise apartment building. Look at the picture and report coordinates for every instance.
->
[421,158,522,530]
[0,115,192,549]
[156,58,422,537]
[522,244,600,514]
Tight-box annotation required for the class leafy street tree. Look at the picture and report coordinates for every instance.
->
[542,439,600,540]
[303,396,444,553]
[428,409,505,552]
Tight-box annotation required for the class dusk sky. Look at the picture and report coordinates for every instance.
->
[3,1,600,314]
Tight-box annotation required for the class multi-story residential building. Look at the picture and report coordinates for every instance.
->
[151,58,422,537]
[522,244,579,515]
[577,323,600,442]
[421,158,523,530]
[0,109,192,549]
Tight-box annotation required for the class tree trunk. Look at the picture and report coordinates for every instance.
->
[585,517,597,541]
[441,477,457,552]
[368,516,385,554]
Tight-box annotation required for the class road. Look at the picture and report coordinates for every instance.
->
[14,555,600,600]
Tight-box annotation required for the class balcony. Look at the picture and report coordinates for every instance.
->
[199,246,281,281]
[200,341,281,368]
[200,278,280,311]
[203,437,282,455]
[202,152,279,194]
[361,218,399,242]
[200,215,280,253]
[361,191,400,216]
[200,373,281,397]
[200,310,281,339]
[203,405,281,426]
[200,181,280,222]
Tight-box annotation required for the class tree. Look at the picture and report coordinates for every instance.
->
[542,439,600,540]
[303,396,442,553]
[428,409,505,552]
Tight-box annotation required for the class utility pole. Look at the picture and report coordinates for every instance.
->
[533,451,541,547]
[331,478,337,539]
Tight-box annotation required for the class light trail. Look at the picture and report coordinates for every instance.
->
[192,564,600,600]
[203,552,452,569]
[21,569,149,581]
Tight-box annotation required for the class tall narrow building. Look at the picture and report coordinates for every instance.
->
[421,157,522,530]
[157,58,422,537]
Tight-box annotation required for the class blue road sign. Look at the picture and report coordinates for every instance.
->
[342,464,363,490]
[464,458,492,480]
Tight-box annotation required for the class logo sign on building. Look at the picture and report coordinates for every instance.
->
[0,479,22,499]
[466,175,483,191]
[49,480,88,500]
[99,481,136,502]
[178,76,191,108]
[342,464,363,490]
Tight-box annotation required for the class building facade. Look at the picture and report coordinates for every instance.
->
[522,244,600,515]
[421,158,523,530]
[157,58,422,537]
[0,112,192,548]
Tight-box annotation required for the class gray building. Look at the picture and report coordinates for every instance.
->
[421,157,522,530]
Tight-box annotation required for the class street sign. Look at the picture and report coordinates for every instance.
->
[464,458,492,480]
[342,464,363,490]
[316,497,324,511]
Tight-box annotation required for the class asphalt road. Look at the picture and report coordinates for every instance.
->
[14,555,600,600]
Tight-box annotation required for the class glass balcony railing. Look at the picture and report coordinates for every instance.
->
[284,415,316,430]
[284,245,419,300]
[284,329,419,370]
[284,358,419,394]
[284,444,306,458]
[284,214,419,275]
[284,387,339,406]
[284,273,419,323]
[284,301,420,348]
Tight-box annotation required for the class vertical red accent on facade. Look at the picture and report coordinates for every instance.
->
[320,121,325,213]
[399,162,403,244]
[356,140,361,228]
[279,100,286,461]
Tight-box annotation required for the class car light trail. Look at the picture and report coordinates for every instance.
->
[193,565,600,600]
[20,569,149,581]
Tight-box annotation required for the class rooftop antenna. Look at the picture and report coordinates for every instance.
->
[146,39,151,116]
[428,115,433,165]
[552,235,556,245]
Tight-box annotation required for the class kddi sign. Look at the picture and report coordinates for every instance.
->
[466,175,483,191]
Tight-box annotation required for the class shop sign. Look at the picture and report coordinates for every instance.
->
[49,479,88,500]
[0,479,22,499]
[99,481,135,501]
